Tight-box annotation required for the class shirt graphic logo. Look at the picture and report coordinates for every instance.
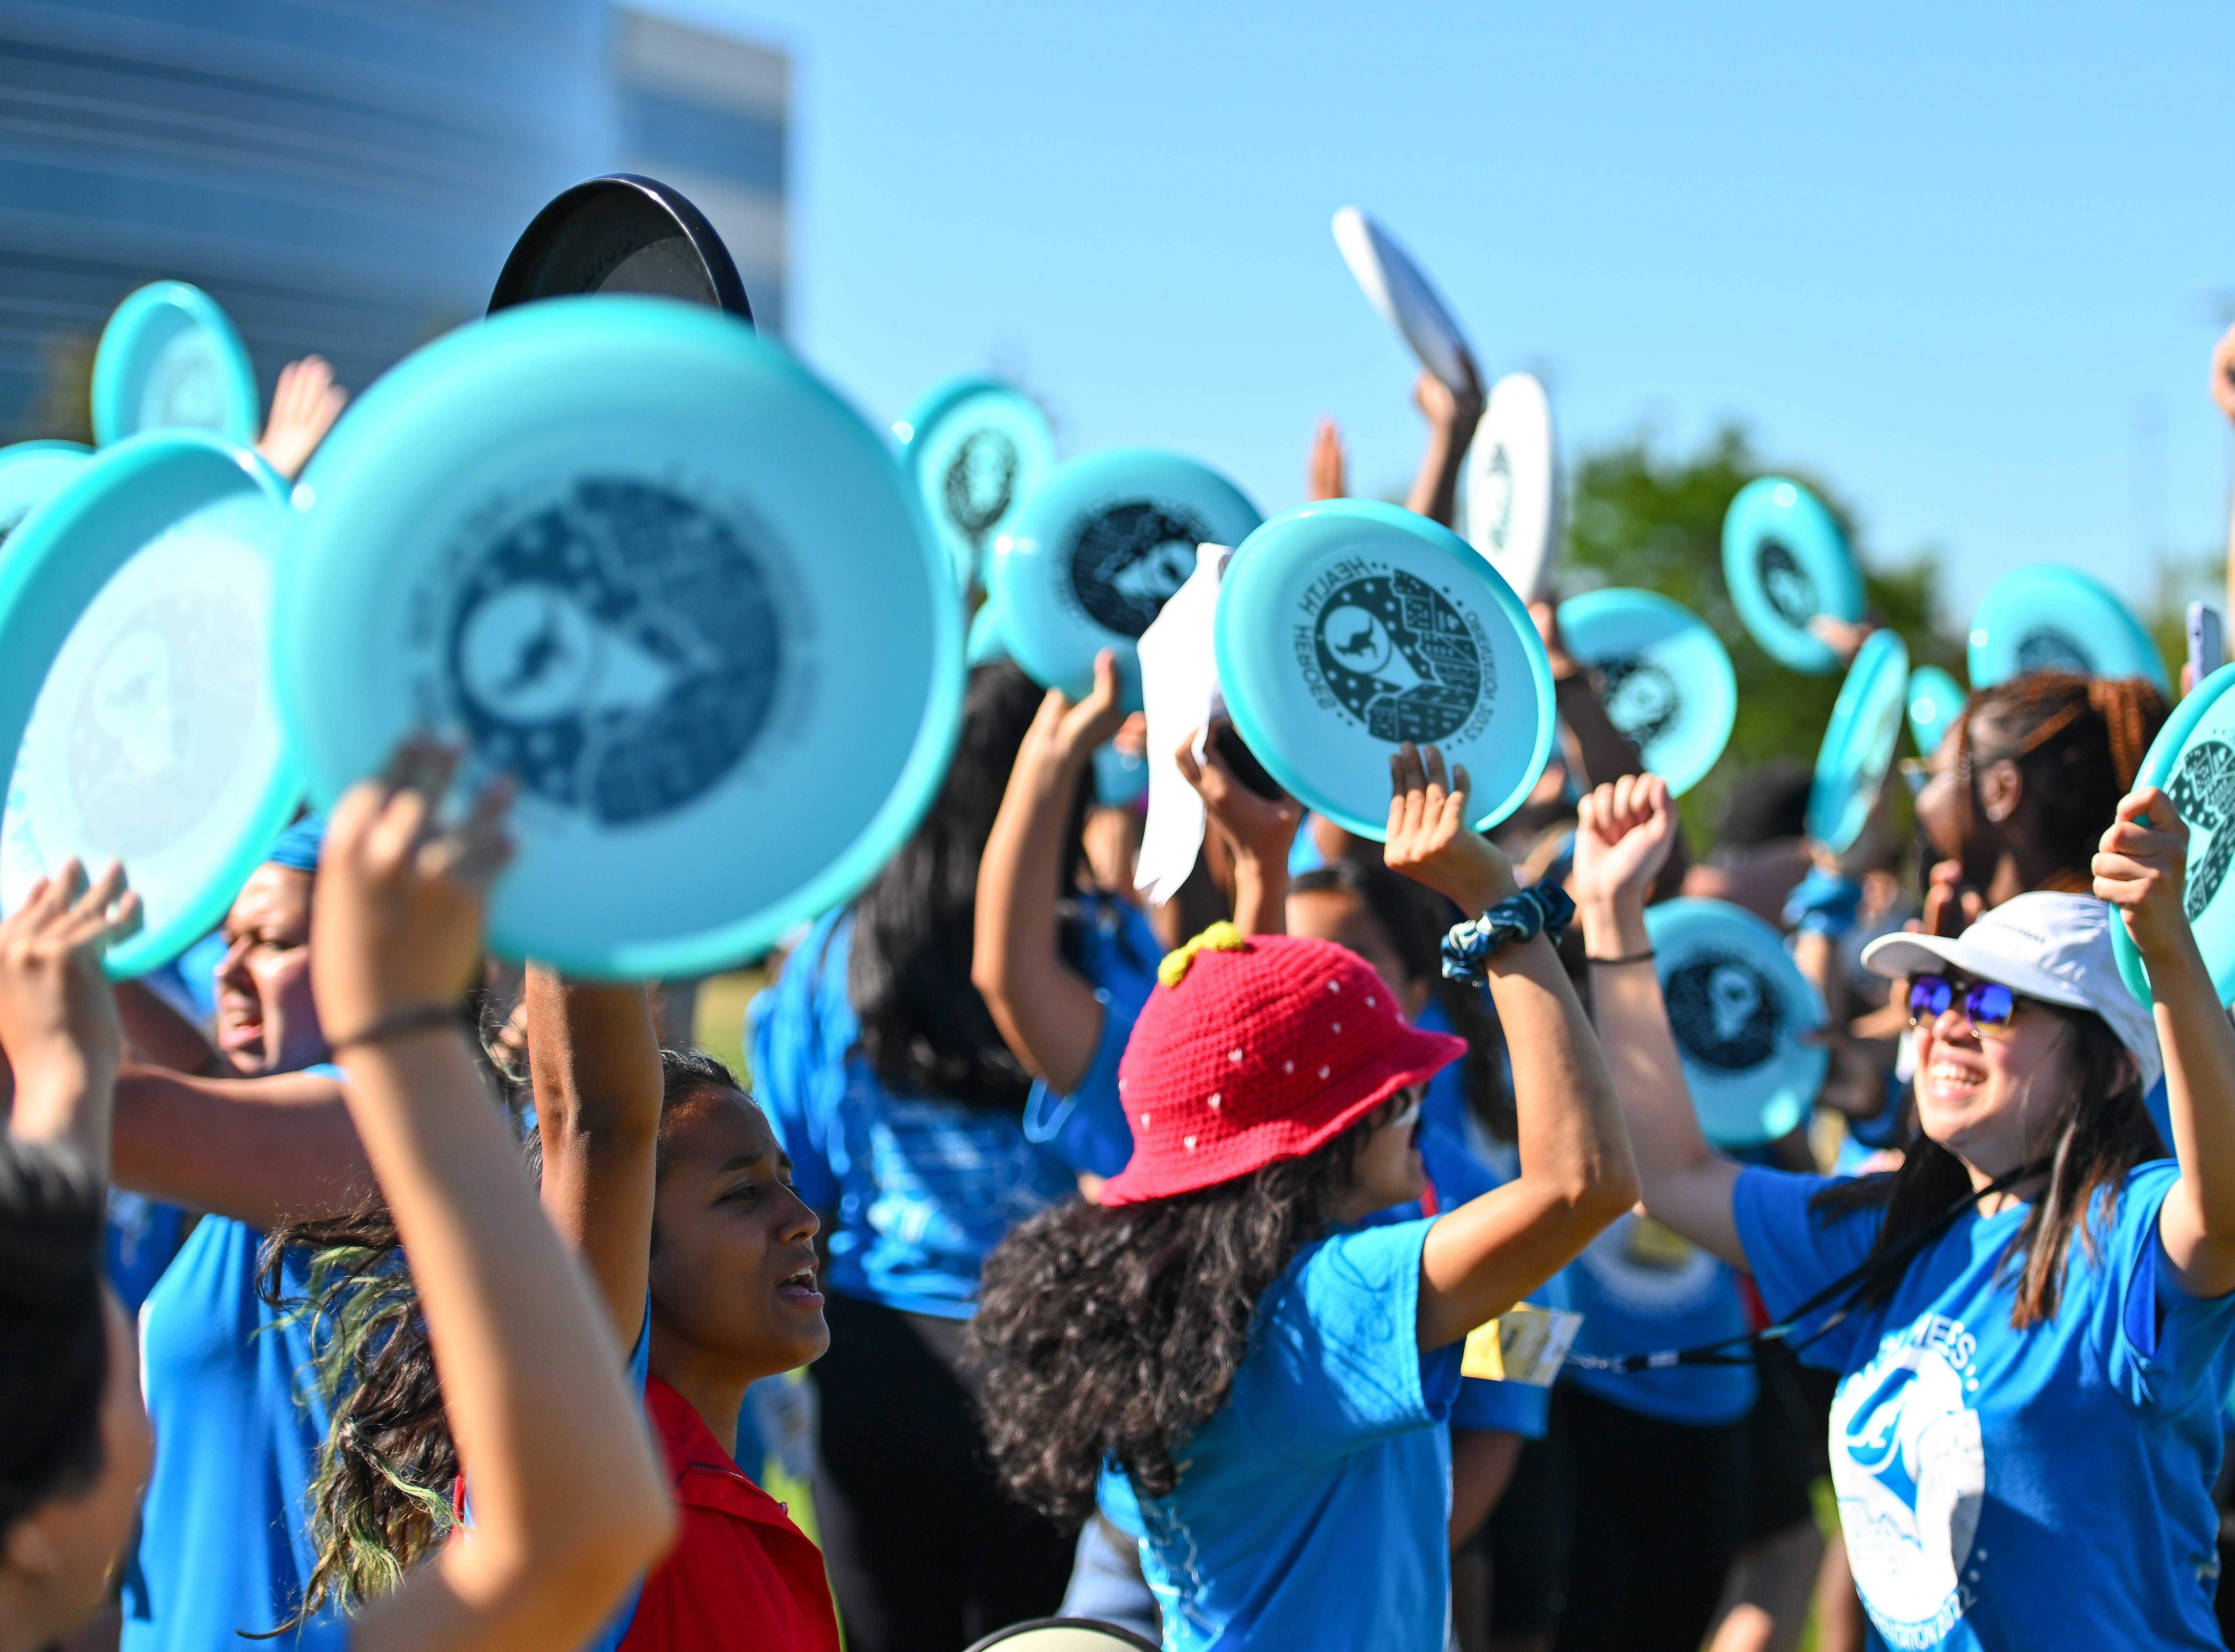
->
[2168,739,2235,920]
[1664,951,1781,1071]
[1310,572,1486,744]
[1757,539,1818,628]
[1601,654,1681,752]
[1830,1316,1985,1649]
[1576,1211,1720,1313]
[433,478,782,827]
[2014,626,2089,676]
[941,428,1019,548]
[1066,500,1212,637]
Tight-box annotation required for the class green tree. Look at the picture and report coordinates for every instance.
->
[1561,424,1966,840]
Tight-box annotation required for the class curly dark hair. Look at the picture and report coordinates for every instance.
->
[968,1117,1373,1528]
[258,1047,747,1623]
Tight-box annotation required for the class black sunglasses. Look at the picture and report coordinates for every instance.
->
[1906,973,2020,1039]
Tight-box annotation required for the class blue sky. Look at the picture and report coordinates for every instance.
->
[652,0,2235,625]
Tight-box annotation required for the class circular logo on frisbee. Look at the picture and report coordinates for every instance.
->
[1665,950,1781,1071]
[1478,443,1515,551]
[1065,499,1212,637]
[432,478,783,827]
[2014,626,2089,676]
[1757,538,1819,629]
[2169,739,2235,920]
[941,428,1019,547]
[1601,654,1682,750]
[1308,571,1486,744]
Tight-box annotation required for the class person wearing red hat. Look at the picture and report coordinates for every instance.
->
[971,745,1640,1651]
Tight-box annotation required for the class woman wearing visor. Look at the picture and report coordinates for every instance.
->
[1568,770,2235,1651]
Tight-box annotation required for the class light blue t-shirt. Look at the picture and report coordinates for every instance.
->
[753,900,1160,1318]
[1111,1217,1463,1651]
[124,1213,344,1650]
[1736,1160,2235,1651]
[1558,1208,1758,1427]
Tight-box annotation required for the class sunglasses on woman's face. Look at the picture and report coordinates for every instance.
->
[1906,973,2020,1039]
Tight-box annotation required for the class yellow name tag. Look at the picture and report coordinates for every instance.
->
[1462,1305,1585,1386]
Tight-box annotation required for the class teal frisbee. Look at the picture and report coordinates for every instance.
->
[1644,897,1829,1146]
[966,596,1012,666]
[1806,629,1910,854]
[1906,664,1966,757]
[276,296,962,979]
[0,432,297,978]
[0,441,93,551]
[90,283,260,448]
[1556,587,1735,796]
[1967,565,2167,693]
[988,448,1260,710]
[900,376,1056,594]
[1214,499,1553,839]
[2111,659,2235,1007]
[1721,477,1863,675]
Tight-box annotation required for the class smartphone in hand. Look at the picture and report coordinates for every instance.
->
[2188,601,2224,687]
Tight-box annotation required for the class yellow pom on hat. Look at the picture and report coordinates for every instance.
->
[1158,921,1250,988]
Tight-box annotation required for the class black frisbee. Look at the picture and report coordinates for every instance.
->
[487,174,754,322]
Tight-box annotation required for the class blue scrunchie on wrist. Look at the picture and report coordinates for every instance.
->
[1440,882,1577,984]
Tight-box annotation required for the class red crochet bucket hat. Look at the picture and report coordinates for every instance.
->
[1097,924,1466,1206]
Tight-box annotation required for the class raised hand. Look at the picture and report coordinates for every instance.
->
[254,355,349,481]
[310,737,513,1048]
[1176,719,1302,869]
[0,859,140,1159]
[1030,648,1128,772]
[1569,774,1679,914]
[1920,858,1981,938]
[1307,418,1348,502]
[2094,786,2193,960]
[1384,741,1514,914]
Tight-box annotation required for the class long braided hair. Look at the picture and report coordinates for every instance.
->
[1958,673,2167,890]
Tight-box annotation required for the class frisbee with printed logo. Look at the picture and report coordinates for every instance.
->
[90,283,260,448]
[276,296,960,979]
[1806,628,1909,854]
[988,448,1260,710]
[1966,565,2167,694]
[1906,664,1966,757]
[1214,499,1552,839]
[0,432,298,978]
[2112,660,2235,1008]
[1645,898,1828,1146]
[1557,588,1735,797]
[1721,477,1863,675]
[487,174,753,320]
[1331,206,1477,394]
[900,376,1057,593]
[0,442,93,552]
[1464,372,1560,602]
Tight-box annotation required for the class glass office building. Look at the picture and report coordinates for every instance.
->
[0,0,788,435]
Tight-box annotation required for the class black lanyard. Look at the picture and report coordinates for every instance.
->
[1566,1162,2044,1374]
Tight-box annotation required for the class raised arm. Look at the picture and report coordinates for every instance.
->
[2212,324,2235,627]
[1531,600,1643,791]
[111,1065,369,1226]
[311,741,672,1652]
[2095,786,2235,1297]
[1175,718,1302,937]
[1403,367,1484,528]
[972,649,1126,1092]
[1384,744,1639,1348]
[1569,774,1747,1266]
[0,861,140,1165]
[525,965,661,1345]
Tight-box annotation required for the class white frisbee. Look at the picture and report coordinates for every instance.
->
[1464,372,1560,601]
[1330,206,1476,394]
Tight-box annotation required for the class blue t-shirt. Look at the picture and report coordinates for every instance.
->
[1559,1207,1757,1427]
[1735,1161,2235,1651]
[753,901,1158,1318]
[124,1214,344,1650]
[1111,1218,1463,1651]
[106,1189,189,1313]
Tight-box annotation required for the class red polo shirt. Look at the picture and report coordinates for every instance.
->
[618,1376,842,1652]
